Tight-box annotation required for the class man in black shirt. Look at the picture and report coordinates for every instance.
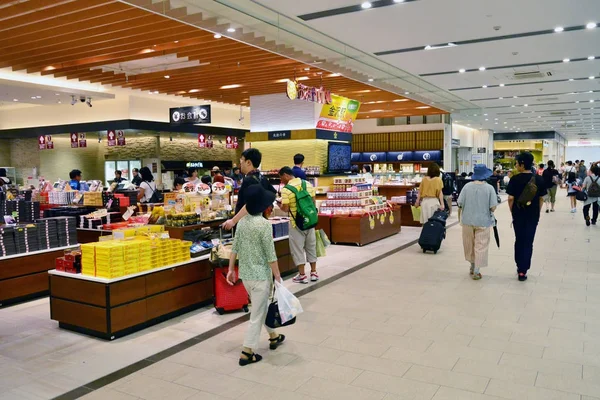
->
[223,148,276,230]
[506,152,547,281]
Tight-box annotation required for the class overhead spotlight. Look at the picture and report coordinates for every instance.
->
[554,26,564,33]
[227,27,236,33]
[499,83,505,87]
[458,68,466,73]
[569,78,575,81]
[214,33,222,39]
[479,66,486,71]
[404,91,410,95]
[164,75,170,79]
[361,2,372,9]
[586,22,597,29]
[563,58,570,63]
[85,97,92,107]
[590,76,596,80]
[70,95,77,106]
[368,78,374,82]
[588,56,596,60]
[524,104,528,107]
[393,0,405,2]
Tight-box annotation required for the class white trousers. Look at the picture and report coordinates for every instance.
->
[462,225,491,269]
[243,279,276,349]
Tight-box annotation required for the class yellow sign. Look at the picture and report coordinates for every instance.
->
[317,94,361,133]
[389,213,394,224]
[380,214,385,225]
[369,215,375,230]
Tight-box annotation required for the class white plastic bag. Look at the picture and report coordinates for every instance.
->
[275,280,303,324]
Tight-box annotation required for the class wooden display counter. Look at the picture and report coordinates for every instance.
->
[77,228,112,244]
[0,246,77,307]
[48,237,292,339]
[398,204,422,227]
[375,184,415,200]
[165,219,227,240]
[328,208,401,246]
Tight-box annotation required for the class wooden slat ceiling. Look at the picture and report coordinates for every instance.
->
[0,0,446,118]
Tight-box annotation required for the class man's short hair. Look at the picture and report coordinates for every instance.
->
[293,154,305,165]
[279,166,294,177]
[241,148,262,169]
[69,169,81,179]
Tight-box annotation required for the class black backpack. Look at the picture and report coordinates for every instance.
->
[588,177,600,198]
[442,173,454,195]
[146,182,163,203]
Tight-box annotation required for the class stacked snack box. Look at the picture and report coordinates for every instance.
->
[94,241,126,279]
[81,243,96,276]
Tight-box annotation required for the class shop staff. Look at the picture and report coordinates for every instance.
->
[69,169,82,191]
[137,167,157,203]
[131,168,142,186]
[222,148,276,230]
[292,153,307,180]
[114,170,125,184]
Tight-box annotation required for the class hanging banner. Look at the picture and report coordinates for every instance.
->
[117,130,126,146]
[107,130,117,146]
[316,94,361,133]
[70,133,79,148]
[78,133,87,148]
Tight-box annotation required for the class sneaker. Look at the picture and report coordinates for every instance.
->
[586,218,591,227]
[592,220,597,225]
[518,273,528,282]
[293,274,309,284]
[310,272,319,282]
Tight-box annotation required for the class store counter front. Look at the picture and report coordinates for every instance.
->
[0,246,79,307]
[318,208,401,246]
[375,184,416,199]
[48,236,292,340]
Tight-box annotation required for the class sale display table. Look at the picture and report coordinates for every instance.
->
[0,246,78,307]
[48,237,293,340]
[328,208,401,246]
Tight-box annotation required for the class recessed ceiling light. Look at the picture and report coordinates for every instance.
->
[368,78,374,82]
[174,41,179,43]
[220,84,242,89]
[591,100,595,103]
[361,2,372,9]
[513,96,518,98]
[329,73,341,77]
[484,113,488,116]
[499,83,505,87]
[485,118,489,121]
[13,99,18,102]
[416,106,430,109]
[458,69,466,73]
[588,56,596,60]
[393,0,405,3]
[576,101,580,103]
[393,99,409,102]
[504,122,507,124]
[404,92,410,95]
[214,33,222,39]
[499,97,504,99]
[482,85,488,88]
[554,26,564,33]
[494,118,498,120]
[55,93,60,96]
[511,105,515,107]
[36,96,41,99]
[164,75,170,79]
[586,22,597,29]
[495,122,498,125]
[524,104,528,107]
[569,78,575,81]
[227,28,236,33]
[563,58,570,63]
[479,66,486,71]
[296,76,309,81]
[189,89,200,93]
[590,76,596,80]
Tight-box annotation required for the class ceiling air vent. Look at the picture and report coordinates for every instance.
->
[511,71,552,80]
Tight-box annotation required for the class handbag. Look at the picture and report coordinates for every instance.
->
[265,280,302,328]
[575,190,588,202]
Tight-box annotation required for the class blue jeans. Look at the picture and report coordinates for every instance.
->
[512,217,539,275]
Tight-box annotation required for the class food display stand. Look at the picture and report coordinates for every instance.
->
[48,237,293,340]
[375,185,421,227]
[329,208,401,246]
[0,246,77,306]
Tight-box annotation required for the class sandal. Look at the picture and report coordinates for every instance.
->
[269,334,286,350]
[239,351,262,366]
[472,273,482,280]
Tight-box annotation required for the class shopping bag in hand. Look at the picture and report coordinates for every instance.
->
[265,280,303,328]
[411,205,421,222]
[315,230,327,257]
[319,229,331,247]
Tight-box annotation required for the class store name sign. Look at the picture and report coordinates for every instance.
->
[286,80,332,104]
[186,162,204,168]
[170,105,211,125]
[268,130,291,140]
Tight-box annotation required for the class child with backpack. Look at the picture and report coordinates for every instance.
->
[566,172,580,213]
[582,165,600,226]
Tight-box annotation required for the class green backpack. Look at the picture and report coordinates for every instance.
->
[285,180,318,231]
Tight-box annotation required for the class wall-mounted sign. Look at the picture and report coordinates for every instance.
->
[78,133,87,148]
[197,134,214,148]
[452,138,461,148]
[107,130,117,146]
[315,129,352,142]
[316,94,361,133]
[268,130,291,140]
[225,136,239,149]
[170,105,211,125]
[360,152,386,163]
[117,130,126,146]
[286,80,332,104]
[477,147,486,153]
[413,150,442,162]
[386,151,414,162]
[186,162,204,169]
[38,135,53,150]
[472,154,483,165]
[70,133,79,148]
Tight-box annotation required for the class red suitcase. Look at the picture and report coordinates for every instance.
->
[213,266,249,314]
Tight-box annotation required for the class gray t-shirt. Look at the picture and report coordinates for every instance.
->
[457,181,498,227]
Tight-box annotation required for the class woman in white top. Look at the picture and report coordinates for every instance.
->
[186,168,200,184]
[137,166,157,203]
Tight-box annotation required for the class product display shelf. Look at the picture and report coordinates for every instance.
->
[329,208,401,246]
[0,245,78,307]
[165,219,228,240]
[375,185,421,227]
[48,236,293,339]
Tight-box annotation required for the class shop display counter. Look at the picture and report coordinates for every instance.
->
[328,208,401,246]
[375,184,416,200]
[76,228,113,244]
[316,215,332,239]
[0,246,77,307]
[48,237,293,339]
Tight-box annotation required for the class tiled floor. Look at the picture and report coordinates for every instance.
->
[0,222,423,399]
[73,192,600,400]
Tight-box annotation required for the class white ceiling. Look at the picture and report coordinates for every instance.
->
[251,0,600,138]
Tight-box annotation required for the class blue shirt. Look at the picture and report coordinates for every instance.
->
[292,166,307,180]
[69,179,80,190]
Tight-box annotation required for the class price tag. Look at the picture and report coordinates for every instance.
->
[160,232,170,239]
[122,206,136,221]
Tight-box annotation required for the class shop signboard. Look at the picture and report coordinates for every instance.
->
[107,130,116,146]
[360,152,386,163]
[413,150,442,162]
[116,130,126,146]
[70,133,79,148]
[268,130,291,140]
[386,151,414,162]
[38,135,53,150]
[315,129,352,142]
[170,105,211,125]
[316,94,361,133]
[225,136,239,149]
[351,153,361,162]
[79,133,87,148]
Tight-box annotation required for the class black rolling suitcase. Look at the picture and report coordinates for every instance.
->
[419,214,446,254]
